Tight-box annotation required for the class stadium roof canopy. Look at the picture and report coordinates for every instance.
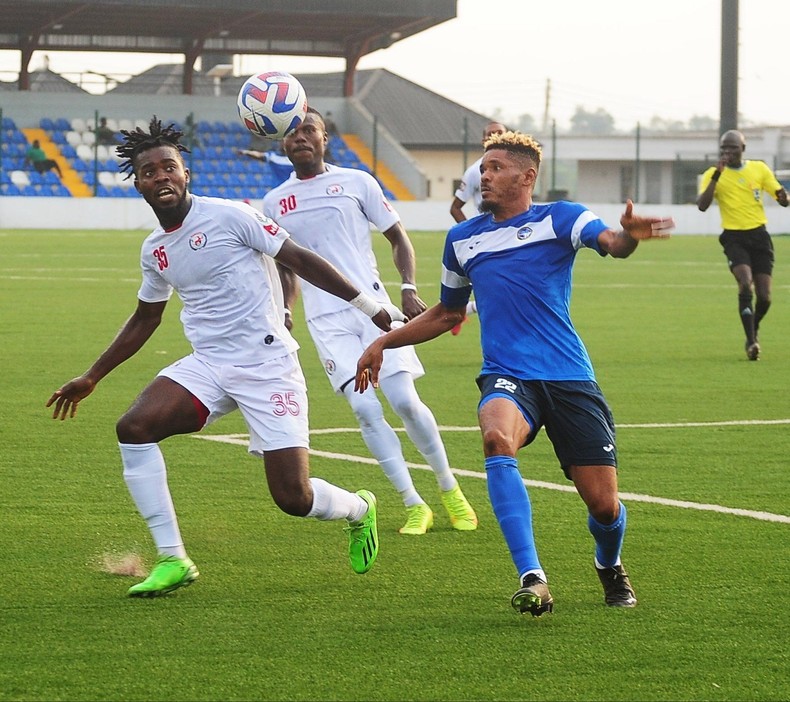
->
[0,0,456,93]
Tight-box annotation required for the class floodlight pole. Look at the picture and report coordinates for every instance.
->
[720,0,738,135]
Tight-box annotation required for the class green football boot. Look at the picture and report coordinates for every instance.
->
[345,490,379,574]
[127,555,199,598]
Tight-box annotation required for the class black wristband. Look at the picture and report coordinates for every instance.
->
[710,170,721,182]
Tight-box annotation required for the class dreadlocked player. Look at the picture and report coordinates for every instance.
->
[47,117,405,596]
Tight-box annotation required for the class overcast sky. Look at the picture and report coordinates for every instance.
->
[2,0,787,130]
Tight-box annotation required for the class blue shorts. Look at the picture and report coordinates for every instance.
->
[476,375,617,478]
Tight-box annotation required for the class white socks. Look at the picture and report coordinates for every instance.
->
[119,442,187,559]
[307,478,368,522]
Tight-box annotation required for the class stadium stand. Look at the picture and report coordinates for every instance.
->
[2,114,392,200]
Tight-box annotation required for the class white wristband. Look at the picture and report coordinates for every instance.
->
[349,293,383,318]
[284,308,292,317]
[400,283,418,292]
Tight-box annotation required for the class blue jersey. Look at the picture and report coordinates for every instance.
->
[440,201,610,381]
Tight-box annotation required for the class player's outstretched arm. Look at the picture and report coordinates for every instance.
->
[355,302,464,391]
[275,238,405,331]
[599,200,674,259]
[46,300,166,420]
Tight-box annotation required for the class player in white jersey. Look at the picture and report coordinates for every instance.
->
[47,117,405,597]
[449,121,506,335]
[262,108,478,536]
[356,132,675,616]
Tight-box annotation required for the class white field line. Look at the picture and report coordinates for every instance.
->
[5,273,790,291]
[0,275,139,283]
[195,419,790,525]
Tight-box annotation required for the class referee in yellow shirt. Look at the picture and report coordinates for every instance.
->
[698,130,788,360]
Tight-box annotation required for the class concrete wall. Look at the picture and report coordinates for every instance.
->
[2,196,789,234]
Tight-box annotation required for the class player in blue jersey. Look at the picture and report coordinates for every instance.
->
[355,131,674,616]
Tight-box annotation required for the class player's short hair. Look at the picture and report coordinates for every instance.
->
[484,131,542,168]
[117,116,190,179]
[303,106,326,128]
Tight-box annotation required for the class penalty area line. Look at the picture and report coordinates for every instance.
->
[194,430,790,525]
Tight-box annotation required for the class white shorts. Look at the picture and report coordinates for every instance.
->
[158,352,309,455]
[306,307,424,394]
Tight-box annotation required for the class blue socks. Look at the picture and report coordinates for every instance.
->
[485,455,542,576]
[588,501,627,568]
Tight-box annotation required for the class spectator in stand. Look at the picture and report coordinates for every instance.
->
[95,117,117,146]
[25,140,63,178]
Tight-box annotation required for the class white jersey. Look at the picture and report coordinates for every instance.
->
[138,195,298,365]
[262,164,400,322]
[454,157,484,211]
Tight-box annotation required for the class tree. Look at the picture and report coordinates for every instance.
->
[569,106,615,135]
[643,116,686,133]
[514,113,537,133]
[687,114,717,131]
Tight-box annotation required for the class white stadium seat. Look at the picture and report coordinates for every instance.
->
[65,130,82,147]
[11,170,30,187]
[114,172,134,188]
[76,144,94,161]
[70,117,87,133]
[81,131,96,146]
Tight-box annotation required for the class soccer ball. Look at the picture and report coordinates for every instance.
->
[236,71,307,140]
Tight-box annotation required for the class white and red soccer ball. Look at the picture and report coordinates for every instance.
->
[237,71,307,140]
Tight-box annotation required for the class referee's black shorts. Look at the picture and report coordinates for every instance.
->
[719,226,775,275]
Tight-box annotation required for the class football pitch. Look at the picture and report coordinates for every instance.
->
[1,228,788,702]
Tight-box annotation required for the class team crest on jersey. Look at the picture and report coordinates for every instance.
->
[189,232,207,250]
[326,184,344,196]
[516,226,533,240]
[254,211,280,237]
[263,222,280,236]
[324,359,336,375]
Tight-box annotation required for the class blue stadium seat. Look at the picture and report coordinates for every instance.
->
[39,117,56,131]
[2,183,21,196]
[54,118,71,131]
[2,116,16,129]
